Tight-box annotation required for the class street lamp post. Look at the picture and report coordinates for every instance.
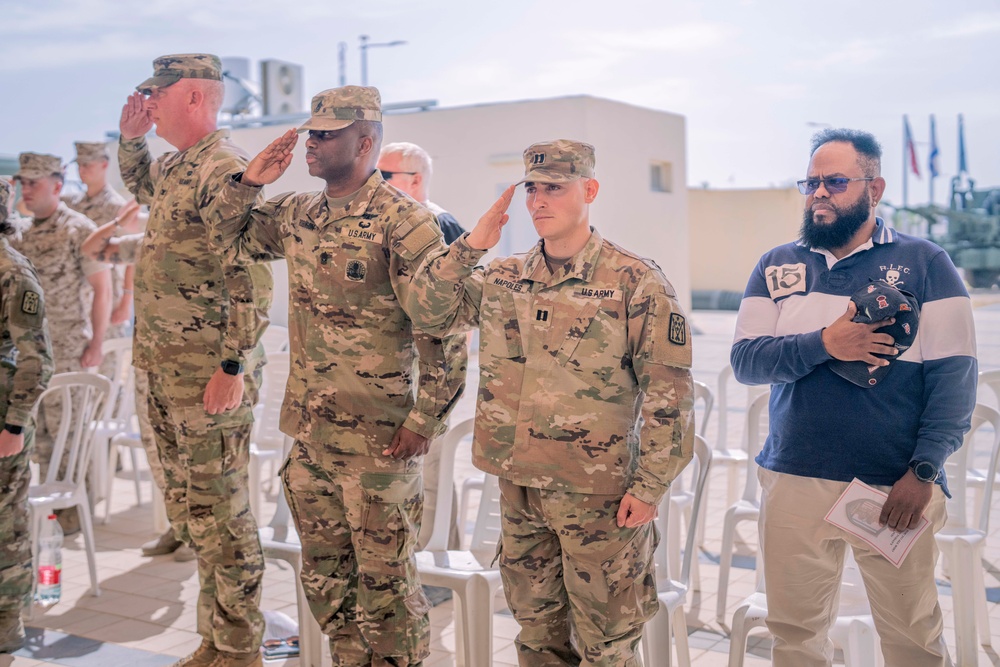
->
[359,34,407,86]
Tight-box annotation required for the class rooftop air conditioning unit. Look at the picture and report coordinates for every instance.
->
[261,59,304,116]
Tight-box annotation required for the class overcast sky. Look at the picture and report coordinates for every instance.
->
[2,0,997,208]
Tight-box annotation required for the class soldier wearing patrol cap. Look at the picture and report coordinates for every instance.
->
[63,141,135,344]
[207,85,466,666]
[12,152,112,526]
[118,53,272,667]
[0,179,54,653]
[408,140,695,666]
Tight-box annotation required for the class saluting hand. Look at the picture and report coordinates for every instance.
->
[120,92,153,140]
[466,185,515,251]
[821,302,897,366]
[242,129,298,187]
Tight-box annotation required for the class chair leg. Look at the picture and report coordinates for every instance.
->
[641,600,672,667]
[463,576,495,667]
[673,606,691,667]
[727,604,751,667]
[104,441,120,524]
[129,448,142,505]
[25,508,42,621]
[972,549,992,647]
[950,541,977,666]
[77,500,101,597]
[717,508,738,624]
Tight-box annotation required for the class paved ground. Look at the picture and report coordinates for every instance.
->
[5,300,999,667]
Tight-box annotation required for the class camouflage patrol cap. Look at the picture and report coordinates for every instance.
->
[136,53,223,94]
[13,152,64,181]
[518,140,596,185]
[297,86,382,133]
[0,179,10,224]
[74,141,109,164]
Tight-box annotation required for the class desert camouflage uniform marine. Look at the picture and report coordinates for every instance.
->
[407,141,695,665]
[12,153,107,478]
[210,132,464,664]
[119,59,272,652]
[63,141,129,348]
[0,179,54,613]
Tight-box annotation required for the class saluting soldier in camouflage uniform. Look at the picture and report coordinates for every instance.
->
[63,141,134,348]
[0,179,54,653]
[12,152,112,531]
[408,141,695,666]
[118,53,272,667]
[207,86,465,667]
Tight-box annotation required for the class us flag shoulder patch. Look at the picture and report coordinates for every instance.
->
[21,291,39,315]
[668,313,686,345]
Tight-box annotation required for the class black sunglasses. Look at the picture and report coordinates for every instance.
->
[380,170,417,180]
[797,177,874,195]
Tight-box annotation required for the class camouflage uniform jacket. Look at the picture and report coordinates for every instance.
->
[209,170,464,455]
[64,185,128,312]
[409,229,694,505]
[12,203,105,344]
[118,131,272,383]
[0,237,54,427]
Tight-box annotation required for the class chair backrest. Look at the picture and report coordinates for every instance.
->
[96,337,135,423]
[31,372,112,487]
[654,434,713,587]
[945,403,1000,533]
[468,473,502,553]
[740,388,771,503]
[424,418,475,552]
[254,352,291,451]
[978,370,1000,410]
[260,325,290,354]
[714,365,735,451]
[693,381,714,438]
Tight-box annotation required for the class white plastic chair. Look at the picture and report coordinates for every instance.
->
[91,337,136,510]
[641,434,713,667]
[937,402,999,665]
[716,388,770,623]
[260,324,290,354]
[968,370,1000,527]
[414,418,504,667]
[258,433,325,667]
[249,352,290,523]
[28,372,112,599]
[727,549,883,667]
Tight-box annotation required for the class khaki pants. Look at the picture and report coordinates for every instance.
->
[281,442,430,666]
[497,479,658,667]
[758,468,952,667]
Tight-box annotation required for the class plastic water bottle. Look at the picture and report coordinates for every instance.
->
[35,514,63,606]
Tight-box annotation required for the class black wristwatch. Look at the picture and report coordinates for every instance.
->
[3,424,23,435]
[909,460,939,483]
[220,360,244,376]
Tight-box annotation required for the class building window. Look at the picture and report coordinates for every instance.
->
[650,161,673,193]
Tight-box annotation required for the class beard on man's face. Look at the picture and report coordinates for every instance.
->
[800,189,871,250]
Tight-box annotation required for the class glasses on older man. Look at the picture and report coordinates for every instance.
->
[380,170,417,180]
[796,177,874,195]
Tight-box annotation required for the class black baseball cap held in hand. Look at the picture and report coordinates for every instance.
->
[828,280,920,388]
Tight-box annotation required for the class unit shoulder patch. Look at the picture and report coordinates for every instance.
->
[21,291,40,315]
[668,312,687,345]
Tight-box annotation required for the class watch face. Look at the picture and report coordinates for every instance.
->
[914,461,937,482]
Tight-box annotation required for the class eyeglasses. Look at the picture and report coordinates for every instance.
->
[380,170,417,180]
[797,177,874,195]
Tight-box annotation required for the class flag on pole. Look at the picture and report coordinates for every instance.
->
[928,115,939,179]
[958,113,968,174]
[904,115,920,178]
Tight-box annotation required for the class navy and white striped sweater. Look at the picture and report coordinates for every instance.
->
[731,219,978,494]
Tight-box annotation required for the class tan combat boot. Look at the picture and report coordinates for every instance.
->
[210,650,262,667]
[171,640,218,667]
[0,610,25,653]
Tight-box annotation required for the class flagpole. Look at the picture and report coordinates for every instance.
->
[902,115,908,208]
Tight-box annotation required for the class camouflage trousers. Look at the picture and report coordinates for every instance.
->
[281,442,431,666]
[0,428,34,611]
[133,369,167,496]
[146,371,265,654]
[497,479,659,667]
[32,353,83,481]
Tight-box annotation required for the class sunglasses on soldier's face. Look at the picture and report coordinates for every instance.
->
[796,177,874,195]
[380,170,417,180]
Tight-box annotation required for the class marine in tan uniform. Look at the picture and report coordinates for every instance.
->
[118,53,272,667]
[12,152,112,518]
[408,141,695,666]
[0,179,54,653]
[207,86,465,666]
[63,141,133,346]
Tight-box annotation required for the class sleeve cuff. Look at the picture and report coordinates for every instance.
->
[910,441,949,471]
[4,407,31,428]
[402,412,448,440]
[119,136,148,151]
[627,472,669,506]
[452,234,489,267]
[802,329,833,366]
[222,344,249,365]
[230,172,264,196]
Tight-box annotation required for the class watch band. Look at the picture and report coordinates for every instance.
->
[4,424,24,435]
[220,360,244,376]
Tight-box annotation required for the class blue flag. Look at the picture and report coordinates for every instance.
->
[928,115,939,179]
[958,114,968,174]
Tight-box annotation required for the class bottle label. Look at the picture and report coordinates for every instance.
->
[38,565,61,586]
